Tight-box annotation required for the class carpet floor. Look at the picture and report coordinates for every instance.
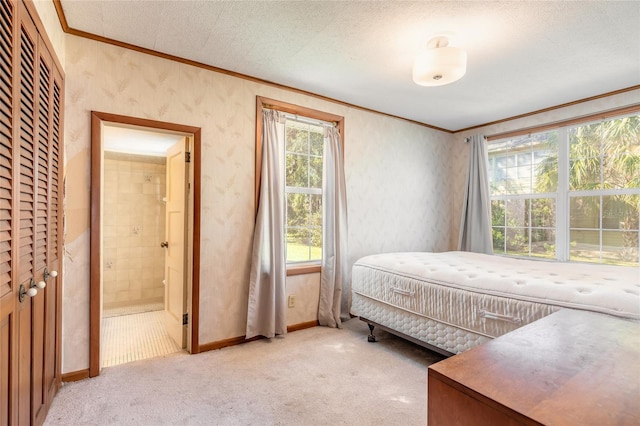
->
[45,318,445,425]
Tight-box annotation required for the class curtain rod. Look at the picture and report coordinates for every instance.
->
[262,106,337,127]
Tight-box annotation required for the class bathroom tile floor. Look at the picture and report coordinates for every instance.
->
[103,302,165,318]
[101,306,182,368]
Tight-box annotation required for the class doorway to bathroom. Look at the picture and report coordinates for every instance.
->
[89,112,202,377]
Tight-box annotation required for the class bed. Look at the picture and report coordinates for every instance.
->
[350,251,640,356]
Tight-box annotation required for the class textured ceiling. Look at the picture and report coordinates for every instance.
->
[59,1,640,131]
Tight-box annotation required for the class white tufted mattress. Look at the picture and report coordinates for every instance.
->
[351,251,640,355]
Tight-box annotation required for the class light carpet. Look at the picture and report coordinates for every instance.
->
[45,319,445,425]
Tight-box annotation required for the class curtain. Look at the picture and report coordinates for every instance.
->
[319,125,349,327]
[246,109,287,339]
[458,134,493,254]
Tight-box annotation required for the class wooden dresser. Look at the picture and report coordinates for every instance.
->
[428,309,640,425]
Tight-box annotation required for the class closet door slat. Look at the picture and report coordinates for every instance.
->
[0,0,11,300]
[17,18,35,285]
[49,78,60,263]
[34,48,49,272]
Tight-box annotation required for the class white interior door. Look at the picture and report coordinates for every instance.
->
[163,137,189,348]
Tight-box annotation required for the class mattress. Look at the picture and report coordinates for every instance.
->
[351,251,640,354]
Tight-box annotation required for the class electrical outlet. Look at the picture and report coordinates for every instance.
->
[288,295,296,308]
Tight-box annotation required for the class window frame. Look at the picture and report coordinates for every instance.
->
[487,105,640,266]
[255,96,344,275]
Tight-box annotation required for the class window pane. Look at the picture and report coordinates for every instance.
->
[492,227,505,253]
[531,229,555,259]
[533,142,558,193]
[506,228,529,256]
[570,196,600,229]
[309,156,322,188]
[506,199,527,227]
[602,195,639,230]
[310,127,323,156]
[569,158,601,190]
[518,152,531,166]
[531,198,555,228]
[569,229,599,263]
[286,153,308,187]
[569,122,602,190]
[489,131,558,196]
[603,230,638,267]
[570,123,602,160]
[286,230,311,262]
[517,165,531,179]
[287,193,309,227]
[310,230,322,261]
[286,122,309,154]
[310,194,322,227]
[491,200,505,226]
[286,228,323,262]
[604,153,640,190]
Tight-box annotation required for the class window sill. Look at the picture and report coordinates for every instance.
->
[287,264,321,276]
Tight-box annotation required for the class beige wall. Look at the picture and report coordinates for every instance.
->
[448,89,640,249]
[31,1,636,375]
[103,153,166,309]
[32,0,65,70]
[61,35,453,373]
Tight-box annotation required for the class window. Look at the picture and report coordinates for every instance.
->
[489,112,639,267]
[285,118,324,263]
[255,97,344,272]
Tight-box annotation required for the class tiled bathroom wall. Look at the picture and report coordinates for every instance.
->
[103,152,167,309]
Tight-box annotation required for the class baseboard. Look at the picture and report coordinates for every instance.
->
[198,320,319,353]
[198,335,252,352]
[287,320,319,332]
[61,369,90,382]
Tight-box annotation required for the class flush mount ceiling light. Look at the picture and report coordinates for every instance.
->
[412,35,467,87]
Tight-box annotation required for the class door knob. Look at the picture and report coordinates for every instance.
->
[37,280,46,289]
[19,279,38,302]
[160,241,169,248]
[44,268,58,280]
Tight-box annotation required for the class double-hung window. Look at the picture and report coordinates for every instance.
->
[255,97,344,272]
[489,111,639,267]
[284,117,324,263]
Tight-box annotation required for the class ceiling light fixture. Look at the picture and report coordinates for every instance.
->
[412,35,467,87]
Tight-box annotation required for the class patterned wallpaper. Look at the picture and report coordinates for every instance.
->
[40,0,637,373]
[61,35,454,373]
[33,0,66,69]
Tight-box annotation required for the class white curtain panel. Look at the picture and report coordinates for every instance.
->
[458,134,494,254]
[246,109,287,339]
[319,125,350,327]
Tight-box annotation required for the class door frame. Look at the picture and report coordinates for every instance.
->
[89,111,202,377]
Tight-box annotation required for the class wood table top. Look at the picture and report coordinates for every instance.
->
[428,309,640,425]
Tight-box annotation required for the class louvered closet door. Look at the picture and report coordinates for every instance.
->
[30,35,52,426]
[16,4,38,424]
[0,0,15,424]
[1,1,62,425]
[42,53,62,415]
[35,36,61,422]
